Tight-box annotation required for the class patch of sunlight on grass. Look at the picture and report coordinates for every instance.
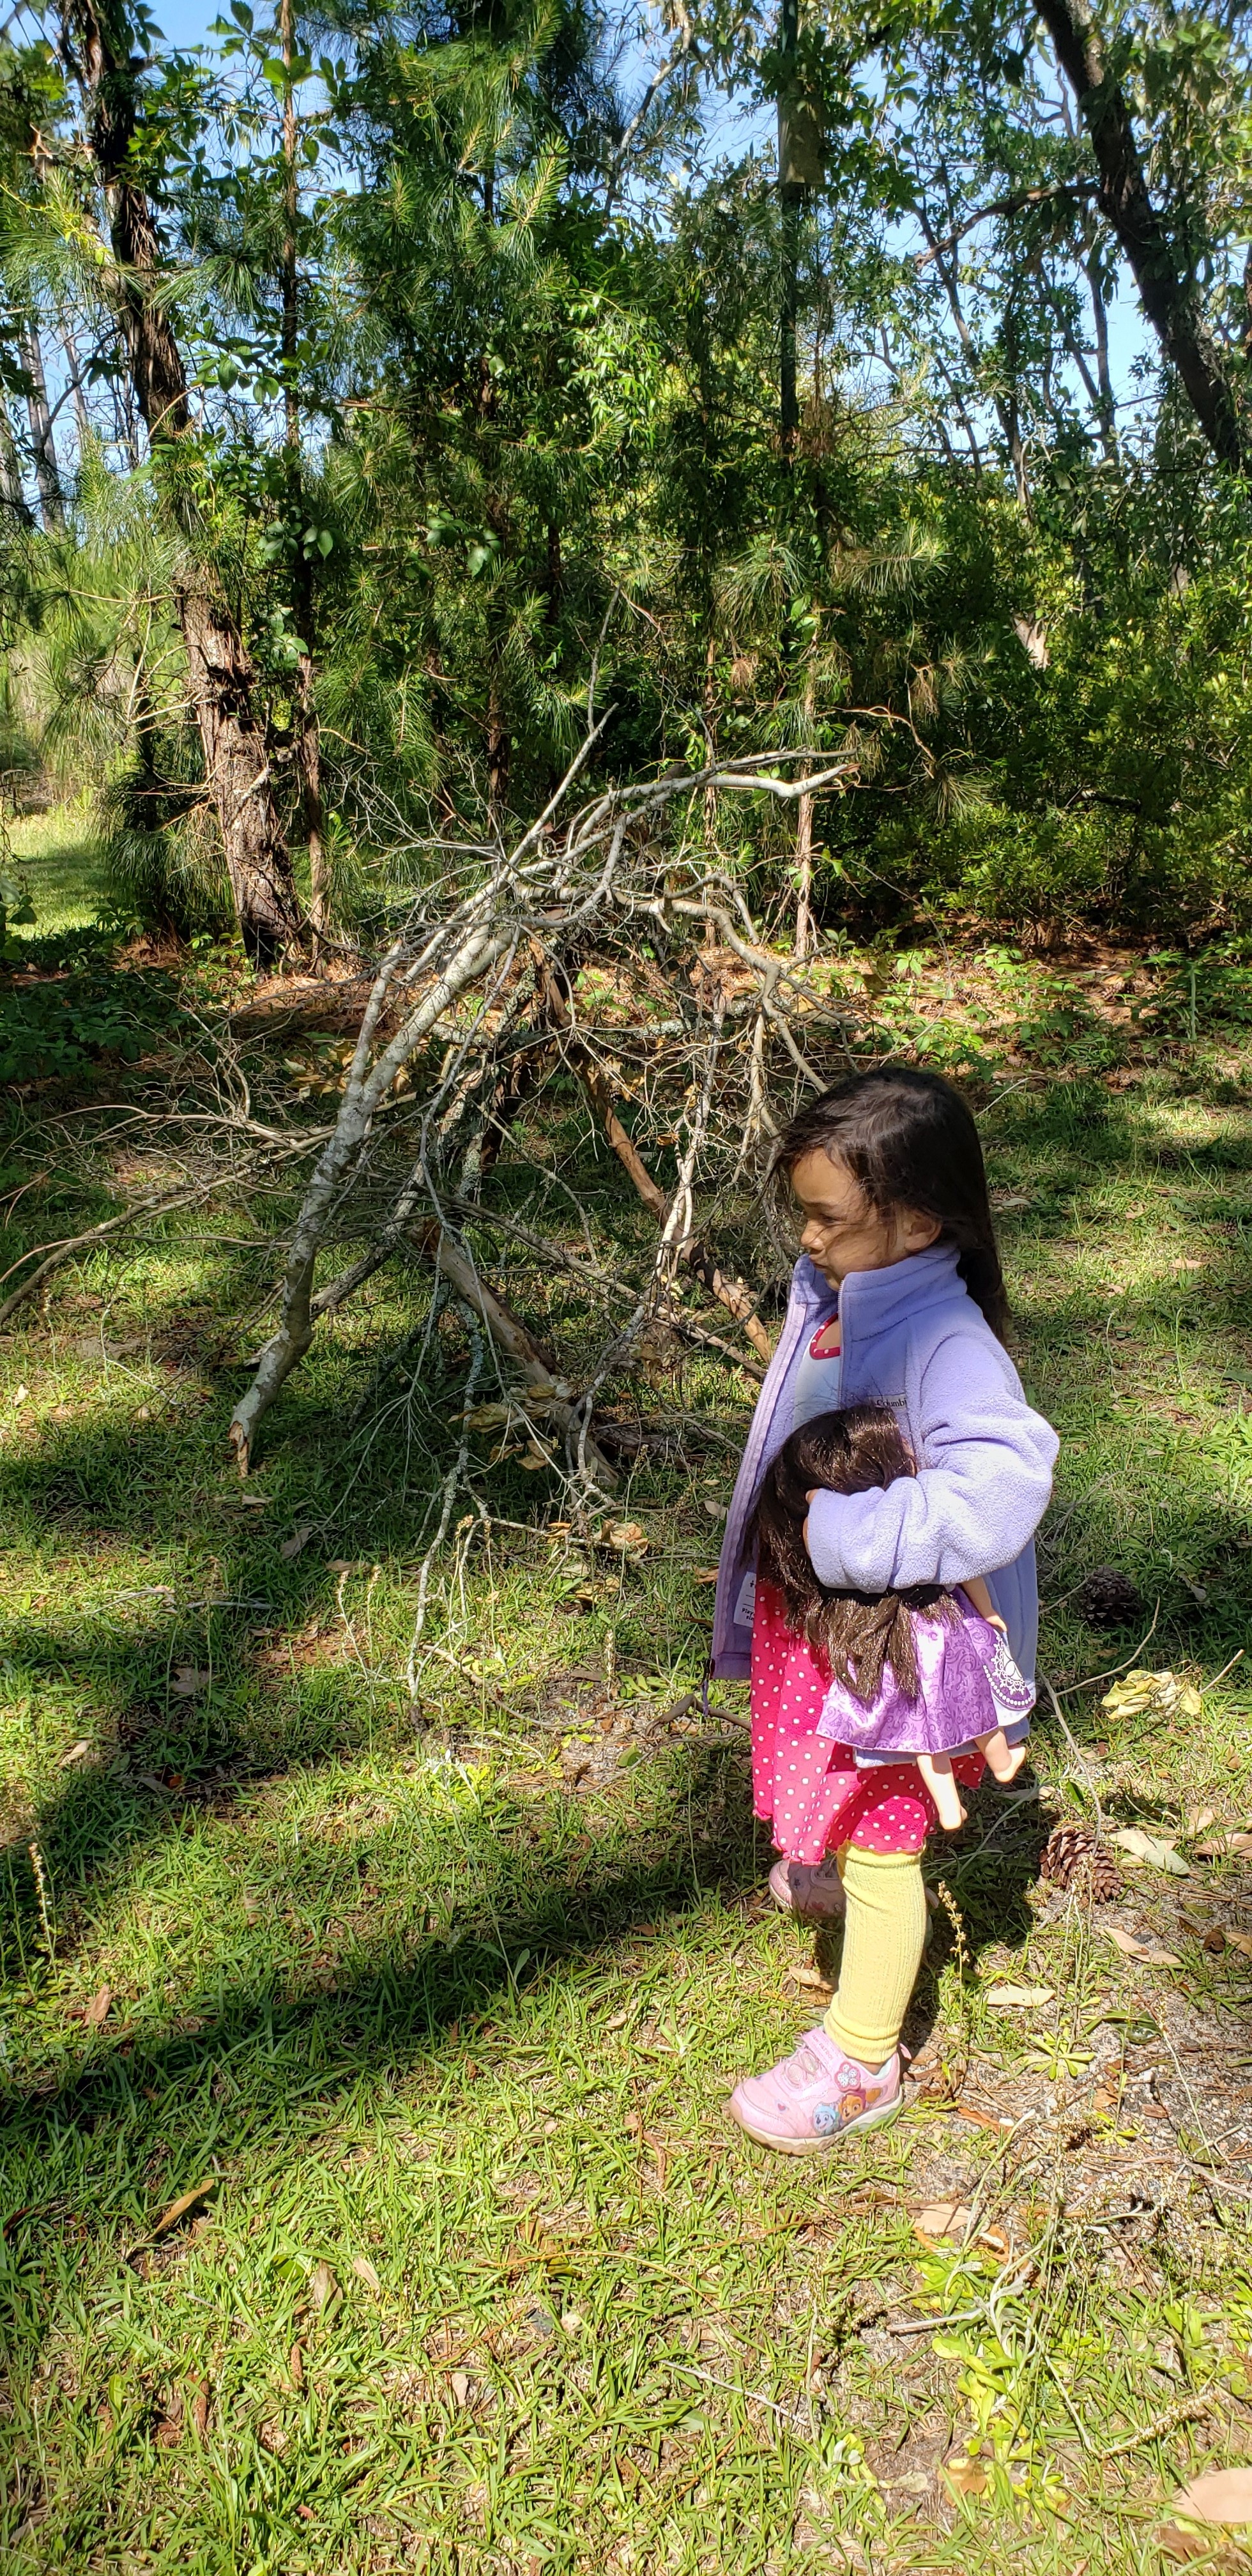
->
[7,802,105,935]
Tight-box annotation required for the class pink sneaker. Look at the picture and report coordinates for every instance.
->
[729,2025,901,2153]
[767,1857,846,1922]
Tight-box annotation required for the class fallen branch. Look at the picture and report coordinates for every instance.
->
[406,1217,618,1490]
[445,1196,766,1379]
[228,914,513,1471]
[227,737,855,1469]
[535,950,772,1362]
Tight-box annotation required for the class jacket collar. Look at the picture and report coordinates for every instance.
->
[833,1241,965,1342]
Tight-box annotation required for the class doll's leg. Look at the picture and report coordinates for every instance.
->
[975,1725,1027,1784]
[915,1751,966,1830]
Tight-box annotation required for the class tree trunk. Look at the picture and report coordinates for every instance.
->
[1035,0,1251,479]
[21,323,64,528]
[58,315,93,452]
[280,0,329,946]
[178,588,304,963]
[486,666,510,820]
[794,778,814,958]
[56,0,303,962]
[0,402,31,523]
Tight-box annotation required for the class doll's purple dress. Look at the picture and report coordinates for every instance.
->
[814,1591,1035,1761]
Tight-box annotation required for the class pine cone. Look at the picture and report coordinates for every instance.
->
[1040,1820,1122,1902]
[1076,1566,1146,1630]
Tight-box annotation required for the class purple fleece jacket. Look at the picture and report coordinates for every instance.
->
[711,1243,1058,1687]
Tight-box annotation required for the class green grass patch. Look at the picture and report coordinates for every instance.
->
[7,806,105,938]
[3,1022,1252,2568]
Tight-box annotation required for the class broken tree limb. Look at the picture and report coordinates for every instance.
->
[443,1197,767,1381]
[229,913,514,1471]
[534,953,773,1363]
[406,1219,618,1490]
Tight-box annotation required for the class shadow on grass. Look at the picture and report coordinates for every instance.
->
[0,1754,763,2334]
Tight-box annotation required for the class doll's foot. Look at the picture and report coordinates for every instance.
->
[729,2026,901,2152]
[768,1857,846,1922]
[981,1731,1028,1786]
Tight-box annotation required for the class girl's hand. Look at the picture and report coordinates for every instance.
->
[804,1487,818,1553]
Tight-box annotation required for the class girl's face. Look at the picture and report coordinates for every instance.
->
[791,1148,940,1289]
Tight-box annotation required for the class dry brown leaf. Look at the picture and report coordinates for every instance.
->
[288,2342,304,2391]
[450,2370,470,2405]
[1176,2469,1252,2526]
[1186,1807,1218,1836]
[943,2455,989,2497]
[692,1569,720,1585]
[1112,1826,1190,1876]
[326,1557,368,1574]
[604,1521,648,1553]
[154,2392,183,2449]
[171,1666,211,1699]
[280,1526,314,1561]
[954,2102,1016,2133]
[82,1984,111,2027]
[152,2177,217,2241]
[1226,1928,1252,1959]
[351,2255,381,2293]
[985,1982,1054,2007]
[1106,1926,1182,1967]
[1195,1832,1252,1858]
[1159,2528,1215,2564]
[915,2200,973,2241]
[59,1739,92,1767]
[789,1965,834,1991]
[191,2380,210,2438]
[307,2258,339,2310]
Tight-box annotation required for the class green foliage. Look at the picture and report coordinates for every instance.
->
[0,946,182,1084]
[9,0,1252,949]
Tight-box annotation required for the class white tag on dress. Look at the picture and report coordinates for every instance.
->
[733,1569,756,1626]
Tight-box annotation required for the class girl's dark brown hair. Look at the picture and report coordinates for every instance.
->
[751,1404,960,1702]
[774,1065,1009,1342]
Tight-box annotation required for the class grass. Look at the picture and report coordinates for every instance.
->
[6,806,105,937]
[3,973,1252,2571]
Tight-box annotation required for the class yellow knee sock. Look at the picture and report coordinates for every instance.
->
[823,1843,926,2069]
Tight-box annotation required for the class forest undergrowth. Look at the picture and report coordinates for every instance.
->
[3,913,1252,2572]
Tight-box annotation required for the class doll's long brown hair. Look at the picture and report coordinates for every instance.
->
[751,1404,961,1703]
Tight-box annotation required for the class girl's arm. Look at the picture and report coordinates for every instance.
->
[805,1328,1057,1592]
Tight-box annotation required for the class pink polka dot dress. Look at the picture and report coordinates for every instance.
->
[750,1578,986,1860]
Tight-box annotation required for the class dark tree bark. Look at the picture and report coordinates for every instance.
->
[279,0,328,944]
[20,323,65,528]
[1036,0,1252,478]
[56,0,303,963]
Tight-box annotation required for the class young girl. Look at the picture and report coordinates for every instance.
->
[712,1066,1057,2152]
[753,1404,1036,1832]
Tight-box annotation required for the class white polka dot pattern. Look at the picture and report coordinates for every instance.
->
[750,1579,984,1859]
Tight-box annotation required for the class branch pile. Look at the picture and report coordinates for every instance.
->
[215,743,867,1485]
